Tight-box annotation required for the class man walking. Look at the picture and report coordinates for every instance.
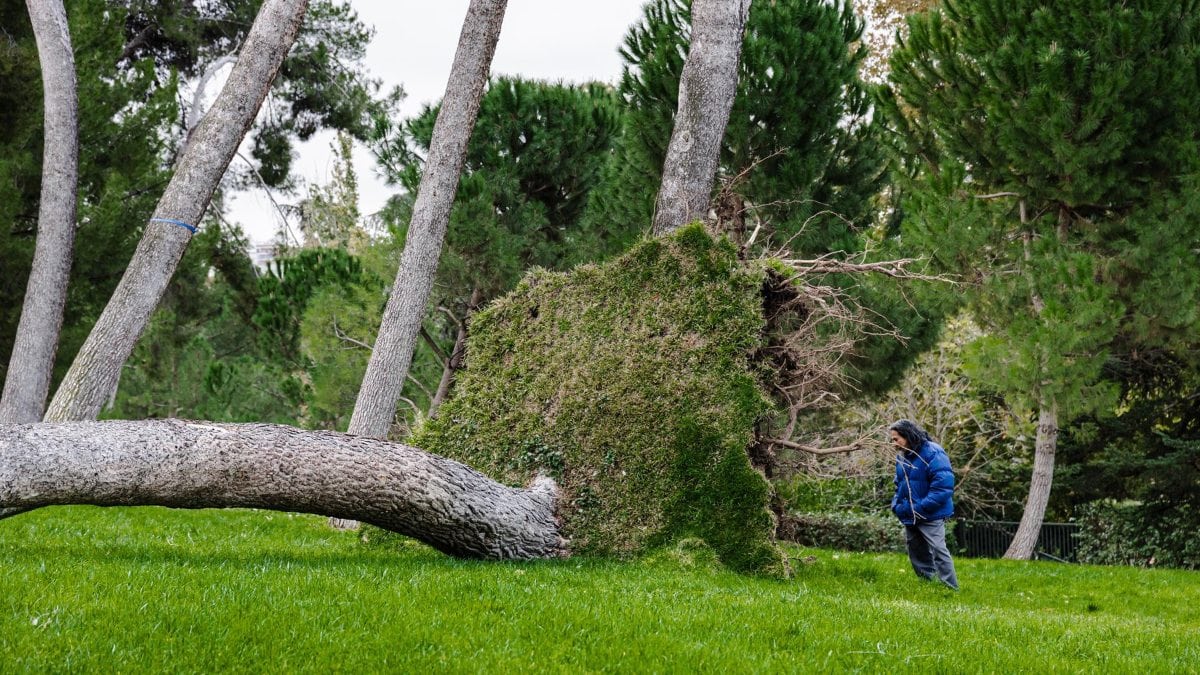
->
[889,419,959,590]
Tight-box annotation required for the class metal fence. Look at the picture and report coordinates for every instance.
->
[954,520,1080,562]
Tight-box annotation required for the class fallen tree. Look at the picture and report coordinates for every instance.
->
[0,419,562,559]
[0,225,937,574]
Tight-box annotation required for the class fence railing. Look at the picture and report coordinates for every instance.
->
[954,520,1080,562]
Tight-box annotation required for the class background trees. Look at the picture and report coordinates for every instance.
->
[0,0,397,420]
[587,0,886,255]
[882,0,1200,557]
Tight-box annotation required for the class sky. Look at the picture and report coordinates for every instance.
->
[230,0,650,244]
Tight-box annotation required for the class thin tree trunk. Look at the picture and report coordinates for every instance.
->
[42,0,310,423]
[0,420,564,558]
[429,322,467,417]
[1004,401,1056,559]
[429,288,482,417]
[651,0,751,237]
[1003,199,1057,560]
[0,0,78,424]
[348,0,508,440]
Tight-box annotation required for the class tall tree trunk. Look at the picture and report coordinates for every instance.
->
[348,0,508,440]
[1003,200,1058,560]
[651,0,751,237]
[0,0,78,424]
[1004,401,1056,559]
[0,420,563,559]
[42,0,310,423]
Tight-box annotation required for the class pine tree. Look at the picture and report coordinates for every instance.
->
[586,0,887,256]
[882,0,1200,558]
[393,77,624,297]
[305,77,625,427]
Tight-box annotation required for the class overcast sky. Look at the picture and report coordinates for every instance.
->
[230,0,650,244]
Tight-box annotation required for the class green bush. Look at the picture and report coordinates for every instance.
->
[1076,500,1200,570]
[413,225,787,575]
[777,511,905,553]
[775,474,891,513]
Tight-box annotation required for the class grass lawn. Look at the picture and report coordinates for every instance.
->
[1,506,1196,673]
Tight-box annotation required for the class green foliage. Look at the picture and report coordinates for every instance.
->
[588,0,888,256]
[413,226,786,574]
[882,0,1200,418]
[0,0,395,396]
[118,0,401,187]
[106,225,306,425]
[1055,354,1200,519]
[3,507,1199,672]
[383,77,625,298]
[254,248,366,364]
[776,473,891,513]
[1076,501,1200,570]
[0,0,178,390]
[299,281,383,430]
[778,511,905,553]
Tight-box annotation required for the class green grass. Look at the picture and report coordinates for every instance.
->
[1,507,1197,673]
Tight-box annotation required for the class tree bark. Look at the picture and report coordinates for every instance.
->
[1004,401,1056,560]
[348,0,508,440]
[42,0,310,423]
[0,420,564,559]
[651,0,751,237]
[1003,199,1055,560]
[0,0,78,424]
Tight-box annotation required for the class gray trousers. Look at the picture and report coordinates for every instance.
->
[905,519,959,589]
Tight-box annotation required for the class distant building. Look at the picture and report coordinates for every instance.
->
[249,243,278,273]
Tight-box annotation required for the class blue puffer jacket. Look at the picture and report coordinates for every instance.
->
[891,440,955,525]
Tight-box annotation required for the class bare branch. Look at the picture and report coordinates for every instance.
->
[765,438,864,456]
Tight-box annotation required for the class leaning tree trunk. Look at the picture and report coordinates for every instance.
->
[348,0,508,440]
[0,0,78,424]
[1004,400,1057,560]
[42,0,310,423]
[0,420,564,559]
[651,0,751,237]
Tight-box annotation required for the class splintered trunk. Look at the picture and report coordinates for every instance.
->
[42,0,310,423]
[0,0,78,424]
[348,0,507,440]
[651,0,751,236]
[1004,401,1057,560]
[0,420,563,559]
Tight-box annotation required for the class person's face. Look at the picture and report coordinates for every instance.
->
[890,430,908,450]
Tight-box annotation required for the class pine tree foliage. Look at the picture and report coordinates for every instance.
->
[587,0,888,256]
[882,0,1200,417]
[881,0,1200,558]
[389,77,625,297]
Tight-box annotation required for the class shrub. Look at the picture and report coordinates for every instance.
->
[1076,500,1200,570]
[777,511,906,553]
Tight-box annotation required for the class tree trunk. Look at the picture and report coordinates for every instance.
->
[42,0,310,423]
[1003,401,1056,560]
[0,420,564,559]
[651,0,751,237]
[0,0,78,424]
[348,0,508,440]
[429,288,482,417]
